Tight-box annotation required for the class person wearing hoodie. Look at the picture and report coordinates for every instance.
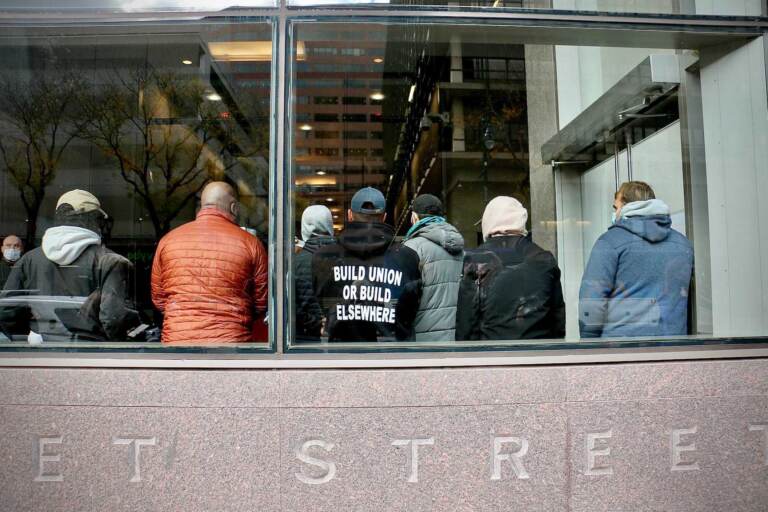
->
[312,187,422,342]
[402,194,464,342]
[0,235,23,287]
[579,181,694,338]
[456,196,565,341]
[294,205,335,341]
[1,190,139,340]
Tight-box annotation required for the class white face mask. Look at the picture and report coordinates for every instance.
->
[3,248,21,262]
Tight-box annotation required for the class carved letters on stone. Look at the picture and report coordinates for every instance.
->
[490,436,530,481]
[748,424,768,466]
[295,439,337,485]
[585,430,613,476]
[34,436,64,482]
[28,421,768,485]
[670,427,700,472]
[112,437,158,483]
[391,437,434,483]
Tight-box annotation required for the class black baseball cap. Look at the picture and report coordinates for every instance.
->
[350,187,386,214]
[412,194,444,217]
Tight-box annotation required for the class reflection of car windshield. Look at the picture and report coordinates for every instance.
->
[0,293,99,342]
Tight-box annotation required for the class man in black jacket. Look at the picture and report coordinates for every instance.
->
[312,187,421,342]
[0,190,140,341]
[456,196,565,341]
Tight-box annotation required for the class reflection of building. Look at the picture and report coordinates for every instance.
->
[0,27,272,313]
[295,25,531,247]
[294,26,389,231]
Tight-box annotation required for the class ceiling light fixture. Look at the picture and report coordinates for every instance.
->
[300,124,313,131]
[408,84,416,103]
[315,170,326,175]
[182,59,193,65]
[326,197,334,202]
[206,93,222,101]
[373,57,383,64]
[370,92,385,101]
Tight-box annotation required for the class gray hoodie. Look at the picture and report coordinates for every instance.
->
[404,220,465,341]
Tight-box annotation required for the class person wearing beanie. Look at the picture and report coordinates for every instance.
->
[579,181,693,338]
[294,205,336,341]
[0,190,140,341]
[456,196,565,341]
[403,194,464,341]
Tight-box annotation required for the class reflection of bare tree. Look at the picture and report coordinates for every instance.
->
[0,70,84,246]
[79,66,261,239]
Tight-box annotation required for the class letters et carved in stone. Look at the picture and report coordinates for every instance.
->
[34,436,64,483]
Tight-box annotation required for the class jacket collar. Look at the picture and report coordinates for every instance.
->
[197,206,236,224]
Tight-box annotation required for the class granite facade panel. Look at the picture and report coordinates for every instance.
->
[0,359,766,511]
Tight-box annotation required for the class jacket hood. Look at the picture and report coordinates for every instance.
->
[338,222,394,257]
[301,205,334,242]
[410,220,464,255]
[302,235,336,255]
[42,225,101,265]
[614,199,672,243]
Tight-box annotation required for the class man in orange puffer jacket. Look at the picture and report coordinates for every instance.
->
[151,182,268,344]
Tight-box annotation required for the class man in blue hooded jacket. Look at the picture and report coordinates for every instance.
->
[579,181,694,338]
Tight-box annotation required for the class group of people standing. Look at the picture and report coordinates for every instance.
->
[296,181,694,343]
[0,179,693,344]
[295,187,566,343]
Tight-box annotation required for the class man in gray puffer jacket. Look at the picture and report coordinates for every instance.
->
[403,194,464,341]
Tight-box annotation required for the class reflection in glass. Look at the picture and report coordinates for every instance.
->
[289,21,767,348]
[0,23,272,345]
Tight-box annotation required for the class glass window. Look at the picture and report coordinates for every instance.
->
[0,20,273,349]
[287,0,762,17]
[1,1,276,10]
[288,20,768,350]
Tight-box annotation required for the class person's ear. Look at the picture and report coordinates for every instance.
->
[411,212,418,225]
[347,209,353,222]
[382,212,387,223]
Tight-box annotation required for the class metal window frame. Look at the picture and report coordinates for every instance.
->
[0,4,765,365]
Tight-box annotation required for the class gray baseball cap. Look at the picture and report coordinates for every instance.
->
[350,187,386,214]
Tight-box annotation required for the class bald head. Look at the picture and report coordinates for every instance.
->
[3,235,22,249]
[201,182,238,219]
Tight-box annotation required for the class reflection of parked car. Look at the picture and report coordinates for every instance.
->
[0,293,157,343]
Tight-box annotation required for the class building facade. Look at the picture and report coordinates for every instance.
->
[0,1,766,510]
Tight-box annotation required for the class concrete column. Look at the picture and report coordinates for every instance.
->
[699,36,768,336]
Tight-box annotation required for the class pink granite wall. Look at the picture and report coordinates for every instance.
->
[0,359,766,511]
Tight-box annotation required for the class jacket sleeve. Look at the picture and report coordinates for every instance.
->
[394,247,422,341]
[294,254,323,340]
[548,262,566,339]
[251,237,268,315]
[99,254,141,340]
[455,257,480,341]
[150,241,167,312]
[579,237,618,338]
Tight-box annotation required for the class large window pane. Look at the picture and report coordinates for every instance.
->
[288,21,768,349]
[0,21,273,348]
[287,0,764,17]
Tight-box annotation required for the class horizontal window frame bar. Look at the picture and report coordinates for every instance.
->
[0,8,765,30]
[0,343,766,368]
